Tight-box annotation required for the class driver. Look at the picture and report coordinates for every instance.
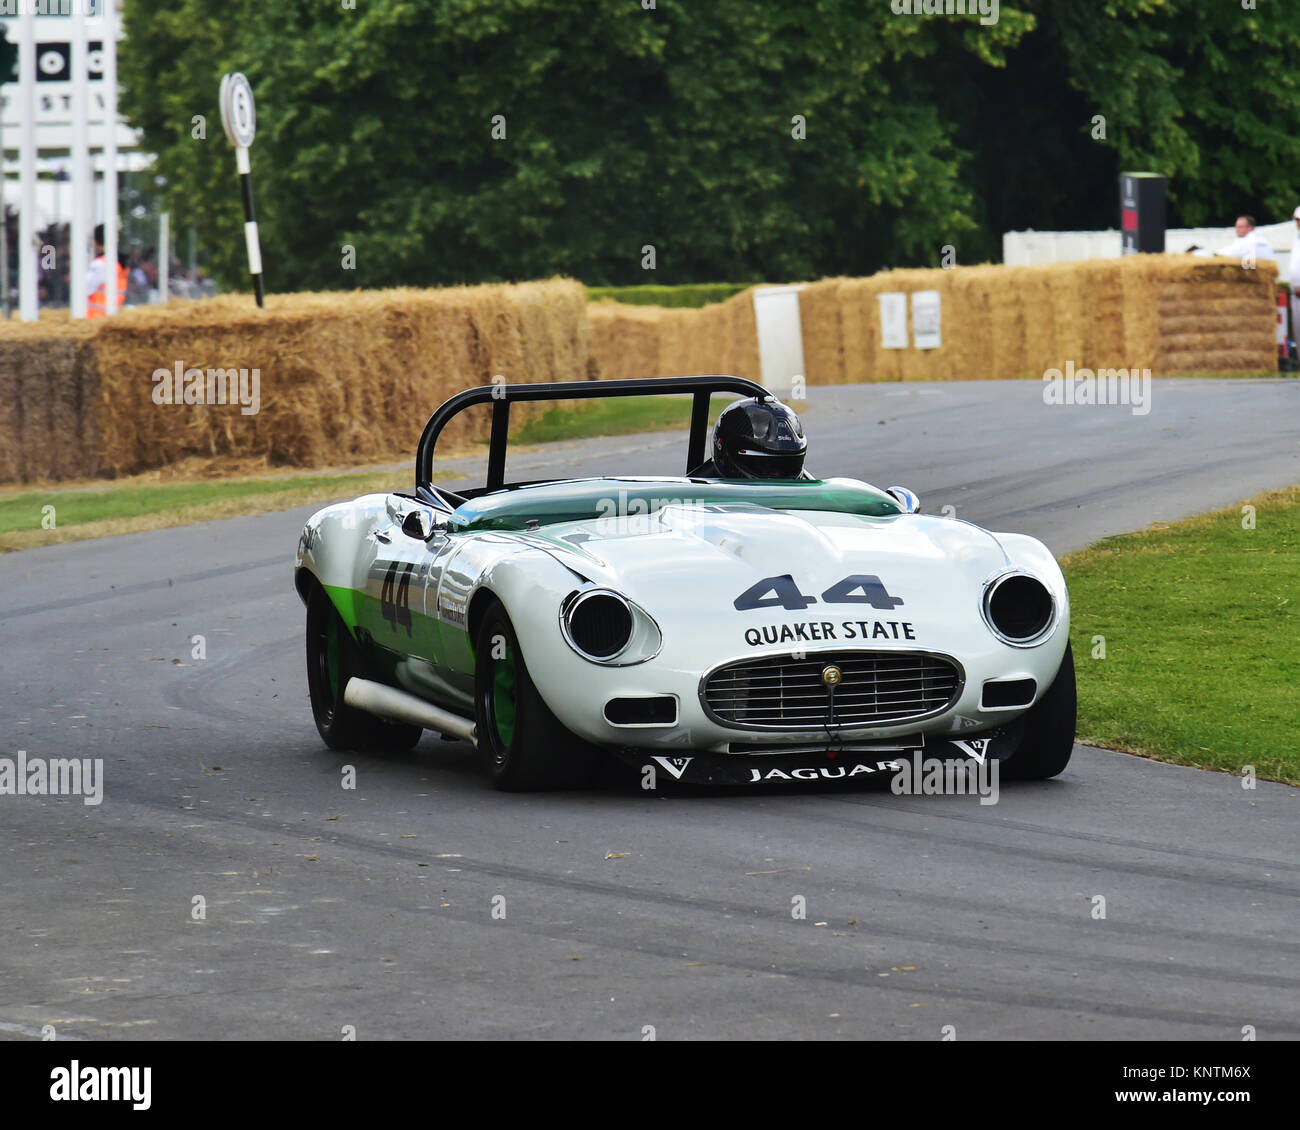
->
[689,396,811,479]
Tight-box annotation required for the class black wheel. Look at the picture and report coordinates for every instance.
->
[1002,641,1076,780]
[474,600,598,790]
[305,584,422,752]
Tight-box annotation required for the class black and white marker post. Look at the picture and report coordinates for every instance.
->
[219,73,264,307]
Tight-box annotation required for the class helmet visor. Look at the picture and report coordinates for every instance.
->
[732,449,806,479]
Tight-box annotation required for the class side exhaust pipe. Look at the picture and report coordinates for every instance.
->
[343,677,477,744]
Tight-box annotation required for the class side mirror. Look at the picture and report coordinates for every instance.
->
[401,507,442,541]
[885,485,921,514]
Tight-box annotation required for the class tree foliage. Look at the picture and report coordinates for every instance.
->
[117,0,1300,292]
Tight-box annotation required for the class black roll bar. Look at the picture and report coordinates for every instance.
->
[415,375,772,496]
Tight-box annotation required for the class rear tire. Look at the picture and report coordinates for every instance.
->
[1002,641,1076,780]
[474,600,598,790]
[305,584,422,752]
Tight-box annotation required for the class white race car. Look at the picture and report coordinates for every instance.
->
[295,376,1075,789]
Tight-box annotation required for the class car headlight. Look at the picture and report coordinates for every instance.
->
[560,588,662,666]
[981,570,1056,647]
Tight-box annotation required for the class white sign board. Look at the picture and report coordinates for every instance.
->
[752,285,807,391]
[1,12,138,151]
[879,292,908,349]
[219,72,257,149]
[912,289,942,350]
[1,37,106,131]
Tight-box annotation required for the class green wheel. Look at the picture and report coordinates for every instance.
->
[305,584,422,752]
[473,600,598,790]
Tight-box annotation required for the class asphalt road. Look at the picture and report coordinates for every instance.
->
[2,379,1297,1040]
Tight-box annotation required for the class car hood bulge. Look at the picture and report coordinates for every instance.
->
[532,506,1019,645]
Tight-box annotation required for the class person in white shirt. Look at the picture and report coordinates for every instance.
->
[85,223,127,317]
[1288,207,1300,345]
[84,224,107,301]
[1193,214,1276,263]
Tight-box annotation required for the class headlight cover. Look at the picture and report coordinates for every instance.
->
[559,587,662,666]
[981,569,1057,647]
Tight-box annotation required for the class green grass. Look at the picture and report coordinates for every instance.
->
[0,468,414,552]
[512,395,737,444]
[586,282,754,308]
[1062,484,1300,784]
[0,471,407,535]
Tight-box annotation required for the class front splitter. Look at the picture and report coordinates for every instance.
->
[610,722,1022,786]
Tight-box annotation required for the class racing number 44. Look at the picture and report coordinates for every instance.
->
[380,562,415,635]
[734,573,905,612]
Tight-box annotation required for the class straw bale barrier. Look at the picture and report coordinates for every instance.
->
[589,287,761,381]
[586,255,1277,387]
[0,260,1274,486]
[0,279,589,483]
[0,320,99,483]
[588,302,664,382]
[797,279,847,387]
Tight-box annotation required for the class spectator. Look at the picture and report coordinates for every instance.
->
[34,222,71,308]
[1194,214,1276,263]
[141,248,158,291]
[86,224,128,319]
[126,252,150,305]
[1289,207,1300,344]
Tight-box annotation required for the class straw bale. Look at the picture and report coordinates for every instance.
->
[7,254,1275,486]
[944,266,995,379]
[725,289,761,380]
[987,270,1031,377]
[1160,349,1274,371]
[587,302,662,381]
[1071,260,1126,368]
[0,331,96,481]
[797,279,846,387]
[0,279,590,483]
[587,256,1276,384]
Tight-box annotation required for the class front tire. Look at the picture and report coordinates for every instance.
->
[474,600,598,790]
[305,584,422,752]
[1002,641,1076,780]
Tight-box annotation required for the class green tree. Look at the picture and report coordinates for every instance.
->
[118,0,255,284]
[1043,0,1300,227]
[117,0,1300,293]
[924,0,1300,250]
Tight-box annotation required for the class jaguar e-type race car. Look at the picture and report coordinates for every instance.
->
[294,376,1076,789]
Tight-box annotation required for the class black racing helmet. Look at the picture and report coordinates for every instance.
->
[712,397,807,478]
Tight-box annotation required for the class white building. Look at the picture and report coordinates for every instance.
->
[1,1,146,229]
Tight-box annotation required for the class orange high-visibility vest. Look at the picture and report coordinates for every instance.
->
[88,261,128,319]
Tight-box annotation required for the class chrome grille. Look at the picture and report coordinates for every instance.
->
[702,651,961,730]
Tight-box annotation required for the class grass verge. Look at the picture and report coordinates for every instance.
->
[0,394,775,551]
[1062,484,1299,784]
[585,283,754,307]
[0,469,411,553]
[512,395,739,444]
